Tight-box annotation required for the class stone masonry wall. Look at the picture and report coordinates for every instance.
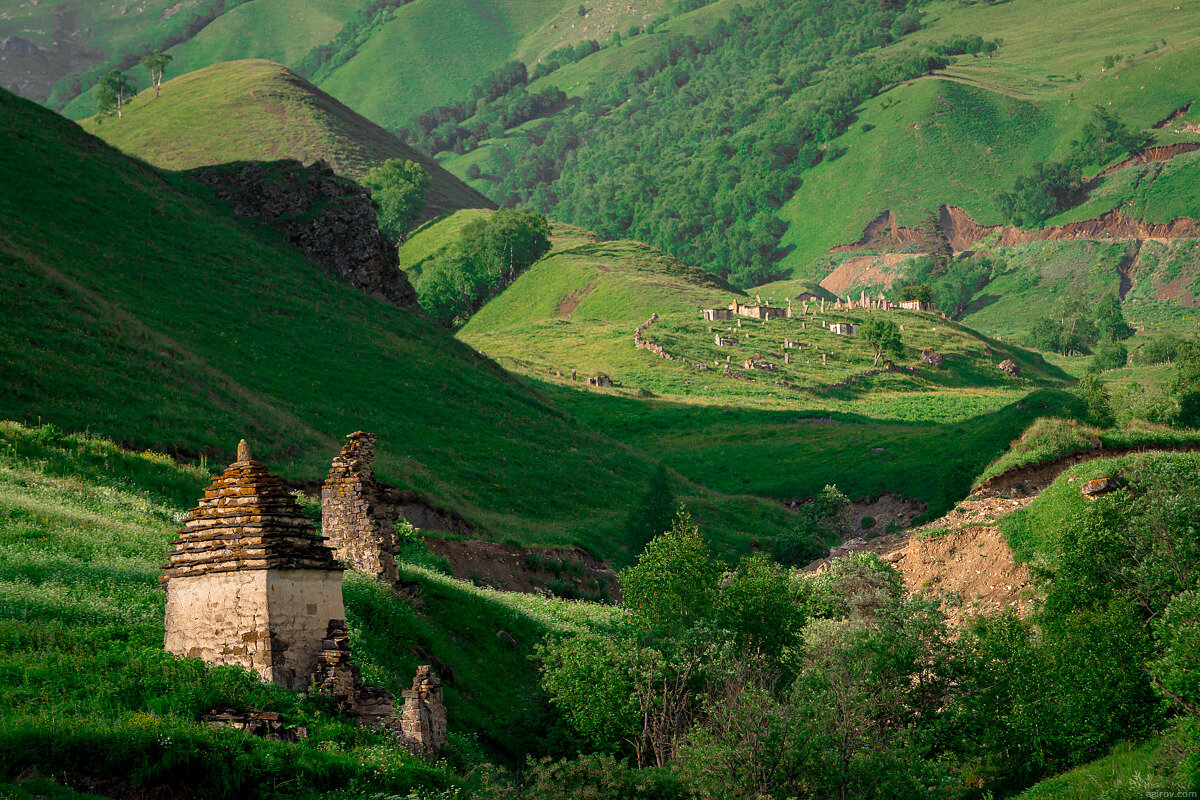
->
[321,432,399,583]
[163,440,344,690]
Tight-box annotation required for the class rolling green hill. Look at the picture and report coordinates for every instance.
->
[78,59,494,223]
[0,86,810,562]
[454,231,1076,519]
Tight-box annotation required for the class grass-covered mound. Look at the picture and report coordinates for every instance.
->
[0,87,812,560]
[0,421,628,794]
[79,59,493,223]
[459,235,1063,399]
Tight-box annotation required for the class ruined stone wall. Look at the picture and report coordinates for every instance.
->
[400,666,447,756]
[322,432,399,583]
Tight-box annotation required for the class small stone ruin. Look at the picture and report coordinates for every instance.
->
[399,666,448,756]
[162,439,345,690]
[165,439,448,755]
[322,432,399,583]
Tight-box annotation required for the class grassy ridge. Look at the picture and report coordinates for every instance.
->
[0,87,808,560]
[78,59,493,222]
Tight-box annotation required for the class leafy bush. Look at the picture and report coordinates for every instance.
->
[998,160,1085,227]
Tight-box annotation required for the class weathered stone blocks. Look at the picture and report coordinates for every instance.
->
[163,440,344,690]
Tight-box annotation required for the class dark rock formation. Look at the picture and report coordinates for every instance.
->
[921,348,944,367]
[1,36,38,57]
[191,160,421,313]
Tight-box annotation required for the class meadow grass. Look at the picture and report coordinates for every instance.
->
[2,87,813,560]
[0,421,626,789]
[1014,726,1194,800]
[78,59,491,221]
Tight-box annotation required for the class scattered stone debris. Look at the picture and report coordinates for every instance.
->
[1081,475,1125,497]
[588,373,615,387]
[203,709,306,741]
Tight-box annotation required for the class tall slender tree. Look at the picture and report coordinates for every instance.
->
[140,51,173,97]
[96,71,136,118]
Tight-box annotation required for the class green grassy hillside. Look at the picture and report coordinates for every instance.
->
[316,0,570,131]
[456,232,1076,518]
[0,86,810,562]
[0,421,621,792]
[78,59,493,223]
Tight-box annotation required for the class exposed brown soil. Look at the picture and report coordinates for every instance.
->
[1153,101,1193,129]
[423,538,621,600]
[1099,143,1200,176]
[829,210,927,252]
[806,493,1036,626]
[833,204,1200,256]
[819,253,917,295]
[556,283,596,318]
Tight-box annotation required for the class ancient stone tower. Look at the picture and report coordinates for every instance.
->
[400,666,448,756]
[321,431,399,582]
[162,440,344,690]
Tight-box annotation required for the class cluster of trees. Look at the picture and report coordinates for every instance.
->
[1080,335,1200,428]
[400,62,574,156]
[362,158,430,240]
[998,106,1152,226]
[513,482,1199,798]
[530,40,602,80]
[403,0,999,285]
[410,209,551,327]
[1028,292,1133,357]
[94,51,174,118]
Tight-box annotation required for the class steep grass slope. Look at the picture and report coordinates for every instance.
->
[775,0,1200,274]
[79,59,493,223]
[0,87,806,560]
[317,0,570,131]
[0,422,617,791]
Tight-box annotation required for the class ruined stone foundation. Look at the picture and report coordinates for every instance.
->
[162,440,344,690]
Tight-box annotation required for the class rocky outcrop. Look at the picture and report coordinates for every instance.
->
[997,359,1021,377]
[921,348,944,367]
[191,160,421,313]
[1,36,38,57]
